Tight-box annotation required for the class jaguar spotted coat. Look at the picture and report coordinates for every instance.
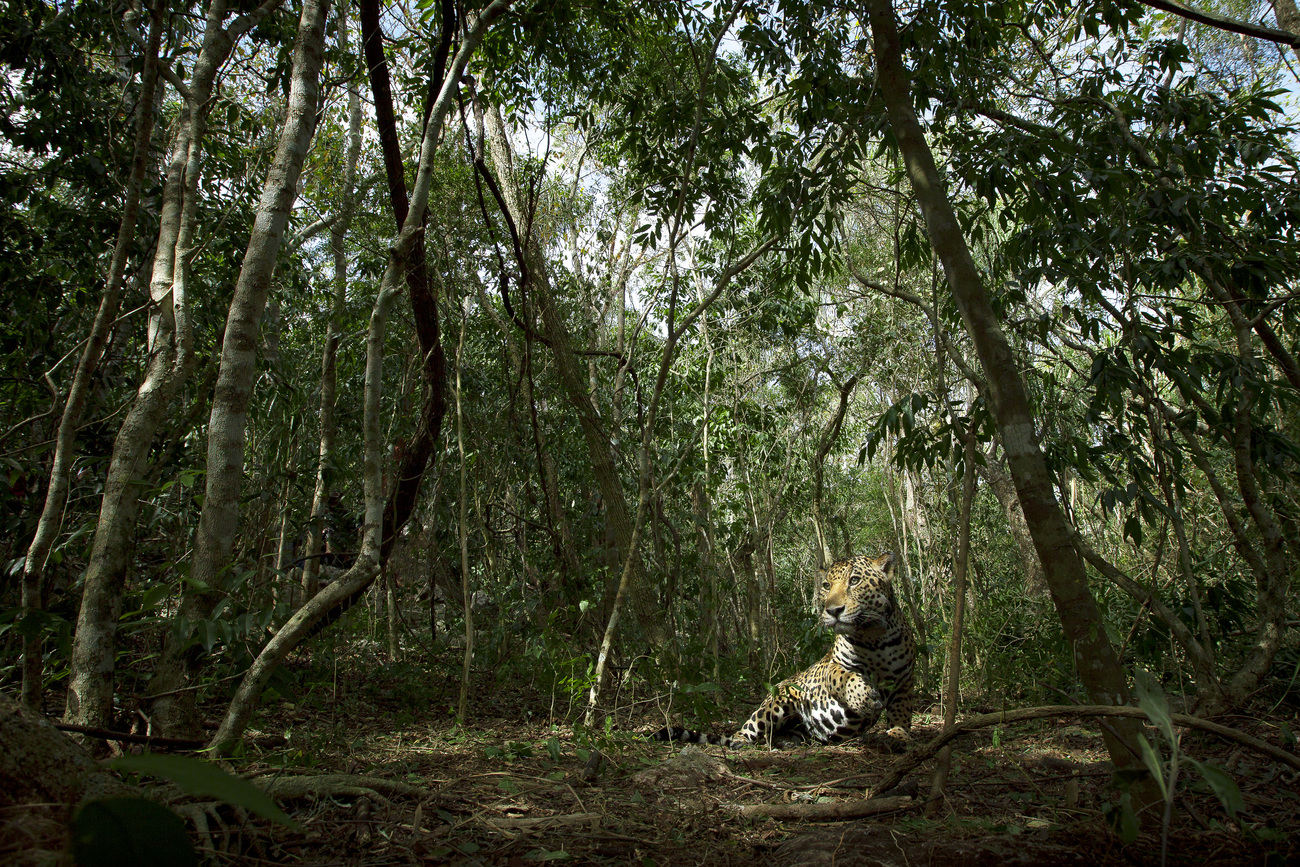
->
[654,553,915,747]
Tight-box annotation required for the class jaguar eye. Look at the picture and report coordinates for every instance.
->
[849,574,861,585]
[821,581,830,590]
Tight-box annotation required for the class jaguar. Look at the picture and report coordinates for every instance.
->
[653,552,914,747]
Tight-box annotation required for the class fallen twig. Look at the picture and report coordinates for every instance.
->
[482,811,602,831]
[727,795,915,820]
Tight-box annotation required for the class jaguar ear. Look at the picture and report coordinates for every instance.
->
[875,552,896,576]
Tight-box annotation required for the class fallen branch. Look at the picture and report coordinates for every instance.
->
[483,812,602,833]
[872,705,1300,796]
[52,722,205,751]
[253,773,433,802]
[727,795,915,820]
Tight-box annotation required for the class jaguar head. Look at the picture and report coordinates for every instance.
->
[819,553,897,635]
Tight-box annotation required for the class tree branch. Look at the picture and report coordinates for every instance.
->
[1132,0,1300,48]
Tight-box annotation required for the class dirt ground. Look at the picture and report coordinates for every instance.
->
[15,645,1300,866]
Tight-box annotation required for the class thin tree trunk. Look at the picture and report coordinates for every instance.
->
[208,0,514,753]
[927,432,975,817]
[455,313,473,724]
[63,0,283,734]
[360,0,453,566]
[303,4,363,606]
[977,443,1048,597]
[148,0,330,737]
[386,572,401,662]
[22,2,164,709]
[811,376,859,569]
[480,105,650,628]
[866,0,1153,805]
[469,102,580,606]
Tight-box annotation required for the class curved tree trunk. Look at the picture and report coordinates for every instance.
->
[810,375,859,568]
[208,0,515,753]
[148,0,330,737]
[480,102,649,629]
[977,444,1048,597]
[1,694,135,811]
[865,0,1154,809]
[20,2,164,709]
[64,0,284,735]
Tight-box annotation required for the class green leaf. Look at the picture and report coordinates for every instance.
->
[1133,669,1174,739]
[1136,735,1168,802]
[110,754,298,829]
[71,797,197,867]
[137,584,171,613]
[1187,759,1243,821]
[526,848,572,861]
[1108,792,1140,844]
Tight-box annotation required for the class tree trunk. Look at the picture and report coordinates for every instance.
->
[147,0,329,737]
[810,376,858,569]
[208,0,515,753]
[480,103,650,628]
[64,0,284,735]
[866,0,1153,803]
[1,694,134,811]
[977,443,1048,597]
[455,313,473,723]
[927,433,975,817]
[303,3,363,608]
[469,103,580,610]
[21,2,164,709]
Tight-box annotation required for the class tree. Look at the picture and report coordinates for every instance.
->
[864,0,1154,794]
[146,0,332,737]
[64,0,285,735]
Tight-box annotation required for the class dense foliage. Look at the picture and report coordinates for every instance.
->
[1,0,1297,754]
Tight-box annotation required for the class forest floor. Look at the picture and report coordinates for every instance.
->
[41,642,1300,866]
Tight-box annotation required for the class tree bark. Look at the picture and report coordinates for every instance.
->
[146,0,330,737]
[480,104,647,626]
[359,0,452,565]
[454,313,473,724]
[865,0,1153,803]
[64,0,284,735]
[21,2,164,709]
[1,694,135,810]
[977,443,1048,597]
[810,375,859,568]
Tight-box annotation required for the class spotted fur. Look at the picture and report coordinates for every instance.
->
[653,553,915,747]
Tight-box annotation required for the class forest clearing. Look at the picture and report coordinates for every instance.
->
[2,0,1299,862]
